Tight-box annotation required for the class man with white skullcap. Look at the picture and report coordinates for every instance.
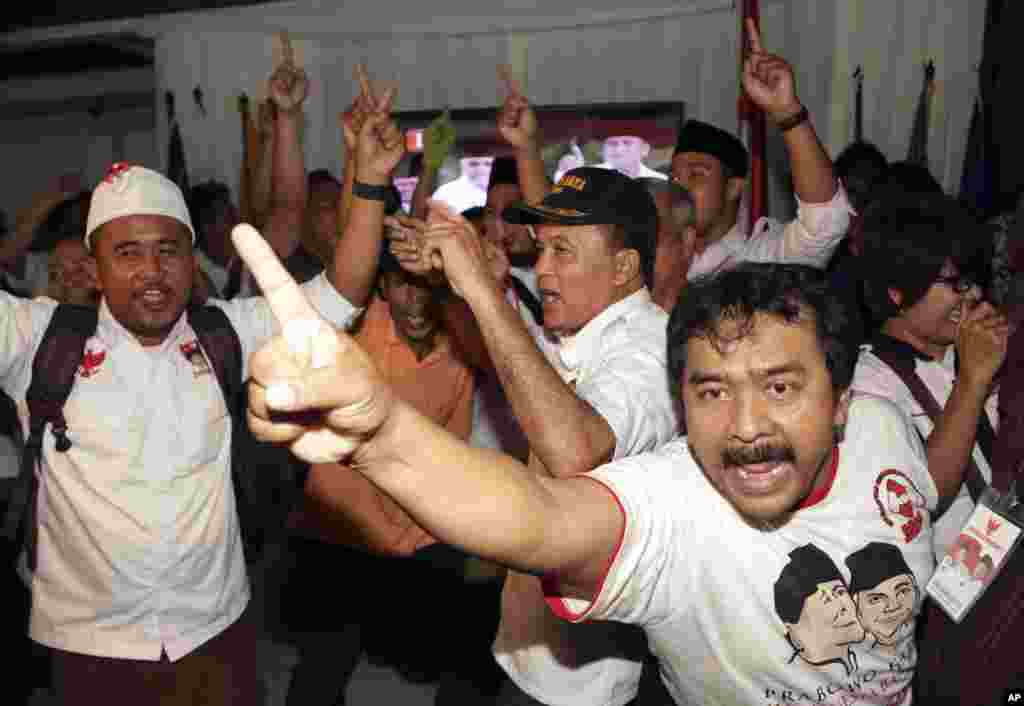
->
[0,162,368,706]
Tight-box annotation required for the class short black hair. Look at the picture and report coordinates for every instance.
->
[667,263,858,399]
[835,141,888,182]
[775,544,845,624]
[859,191,991,322]
[874,161,943,199]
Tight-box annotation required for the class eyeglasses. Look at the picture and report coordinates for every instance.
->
[934,274,976,295]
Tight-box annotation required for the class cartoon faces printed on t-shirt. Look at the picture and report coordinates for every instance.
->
[775,542,920,677]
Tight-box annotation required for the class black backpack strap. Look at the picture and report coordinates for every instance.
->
[186,305,270,558]
[870,344,989,516]
[510,275,543,327]
[1,304,97,570]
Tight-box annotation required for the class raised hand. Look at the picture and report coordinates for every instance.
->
[386,214,436,278]
[496,65,539,150]
[232,223,395,464]
[340,64,376,153]
[956,300,1011,393]
[741,19,801,123]
[268,31,309,113]
[422,200,506,300]
[353,75,404,184]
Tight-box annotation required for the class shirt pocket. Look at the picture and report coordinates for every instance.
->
[177,374,230,471]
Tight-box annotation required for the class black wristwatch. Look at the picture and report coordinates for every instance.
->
[353,180,392,202]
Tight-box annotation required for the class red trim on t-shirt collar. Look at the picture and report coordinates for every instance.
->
[797,446,840,510]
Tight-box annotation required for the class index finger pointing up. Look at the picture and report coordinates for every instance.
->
[232,223,320,327]
[280,31,295,66]
[497,64,522,98]
[746,18,764,53]
[355,63,375,103]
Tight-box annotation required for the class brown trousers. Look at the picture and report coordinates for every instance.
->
[49,608,263,706]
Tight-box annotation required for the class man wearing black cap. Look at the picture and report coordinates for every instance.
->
[413,165,678,706]
[672,21,851,280]
[845,542,919,651]
[775,544,865,676]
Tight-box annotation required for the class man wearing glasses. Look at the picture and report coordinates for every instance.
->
[852,190,1010,557]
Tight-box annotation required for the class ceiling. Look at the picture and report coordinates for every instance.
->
[2,0,278,34]
[1,1,278,79]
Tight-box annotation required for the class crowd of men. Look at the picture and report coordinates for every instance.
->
[0,18,1021,706]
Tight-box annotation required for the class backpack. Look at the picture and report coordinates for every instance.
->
[0,303,277,571]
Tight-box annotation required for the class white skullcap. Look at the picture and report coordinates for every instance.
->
[85,163,195,249]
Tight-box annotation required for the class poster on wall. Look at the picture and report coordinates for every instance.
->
[392,101,685,214]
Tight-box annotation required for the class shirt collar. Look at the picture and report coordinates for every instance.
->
[557,287,652,374]
[689,222,748,278]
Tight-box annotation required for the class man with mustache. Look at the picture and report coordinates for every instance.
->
[241,257,949,705]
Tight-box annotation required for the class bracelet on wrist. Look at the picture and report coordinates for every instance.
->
[775,105,809,133]
[352,180,392,202]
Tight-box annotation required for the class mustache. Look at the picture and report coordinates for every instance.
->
[722,444,795,468]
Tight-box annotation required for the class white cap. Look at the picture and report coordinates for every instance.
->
[85,163,195,249]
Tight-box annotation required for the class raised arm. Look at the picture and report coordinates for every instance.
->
[233,221,621,592]
[261,33,309,261]
[497,66,550,204]
[926,301,1009,502]
[422,204,616,478]
[246,99,276,230]
[743,20,836,205]
[327,69,404,307]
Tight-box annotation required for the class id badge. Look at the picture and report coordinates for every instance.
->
[926,486,1024,623]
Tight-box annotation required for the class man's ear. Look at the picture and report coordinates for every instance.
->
[887,288,904,310]
[833,387,852,436]
[614,248,641,286]
[726,177,746,204]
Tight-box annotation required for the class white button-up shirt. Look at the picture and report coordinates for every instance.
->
[0,273,357,661]
[494,287,681,706]
[687,185,853,280]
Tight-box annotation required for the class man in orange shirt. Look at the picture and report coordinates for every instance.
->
[283,247,474,706]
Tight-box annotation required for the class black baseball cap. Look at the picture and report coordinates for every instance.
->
[503,167,655,228]
[502,167,657,287]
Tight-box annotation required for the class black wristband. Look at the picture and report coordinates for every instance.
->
[353,180,392,202]
[776,105,809,133]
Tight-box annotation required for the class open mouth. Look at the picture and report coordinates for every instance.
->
[539,288,560,305]
[733,462,790,493]
[138,288,170,307]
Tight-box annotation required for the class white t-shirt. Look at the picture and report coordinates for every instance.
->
[493,288,681,706]
[687,185,853,280]
[546,395,937,706]
[851,337,998,556]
